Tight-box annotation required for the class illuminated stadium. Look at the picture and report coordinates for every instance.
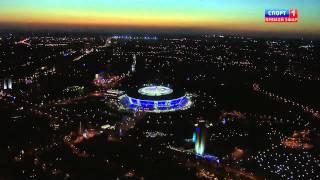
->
[120,85,192,113]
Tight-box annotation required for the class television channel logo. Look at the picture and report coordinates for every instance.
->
[265,9,298,22]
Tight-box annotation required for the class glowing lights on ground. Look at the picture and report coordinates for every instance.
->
[112,36,158,40]
[144,131,170,138]
[281,129,314,150]
[62,86,84,94]
[253,83,320,119]
[94,73,125,88]
[249,144,320,179]
[101,124,116,130]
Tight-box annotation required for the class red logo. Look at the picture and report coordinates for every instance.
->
[265,8,298,23]
[289,9,298,18]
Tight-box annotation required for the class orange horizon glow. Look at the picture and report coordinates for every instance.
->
[0,0,319,35]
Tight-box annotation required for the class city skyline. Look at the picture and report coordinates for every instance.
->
[1,1,320,179]
[0,0,320,37]
[1,27,319,180]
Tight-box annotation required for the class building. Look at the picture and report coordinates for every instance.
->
[1,78,13,90]
[131,54,136,73]
[195,121,206,155]
[120,84,192,113]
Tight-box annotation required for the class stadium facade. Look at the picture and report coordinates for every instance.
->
[120,85,192,113]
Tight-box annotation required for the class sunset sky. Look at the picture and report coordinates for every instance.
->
[0,0,319,35]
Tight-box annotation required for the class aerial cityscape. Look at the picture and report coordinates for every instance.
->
[0,0,320,180]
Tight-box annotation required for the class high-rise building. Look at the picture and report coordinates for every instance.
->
[3,79,7,90]
[2,78,13,90]
[8,79,12,89]
[194,121,206,155]
[192,132,196,143]
[79,121,83,134]
[131,54,137,72]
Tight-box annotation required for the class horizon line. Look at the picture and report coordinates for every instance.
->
[0,22,319,40]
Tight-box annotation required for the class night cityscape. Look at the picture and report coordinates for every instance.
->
[1,1,320,180]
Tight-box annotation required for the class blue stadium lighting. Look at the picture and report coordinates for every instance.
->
[121,95,191,112]
[196,154,221,164]
[131,98,138,105]
[157,101,167,107]
[119,85,192,113]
